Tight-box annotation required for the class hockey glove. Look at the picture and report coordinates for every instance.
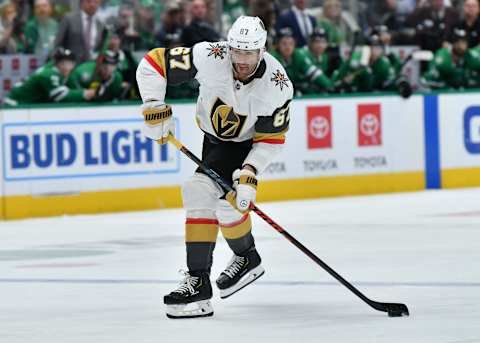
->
[226,168,258,213]
[142,101,174,145]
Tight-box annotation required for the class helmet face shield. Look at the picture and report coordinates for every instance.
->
[229,47,261,66]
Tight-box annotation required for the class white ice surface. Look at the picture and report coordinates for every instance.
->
[1,189,479,343]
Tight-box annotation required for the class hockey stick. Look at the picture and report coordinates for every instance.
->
[167,134,409,317]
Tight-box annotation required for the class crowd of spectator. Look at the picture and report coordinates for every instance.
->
[1,0,480,105]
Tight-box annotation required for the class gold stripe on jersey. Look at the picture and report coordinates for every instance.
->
[220,214,252,239]
[145,48,167,77]
[253,129,287,144]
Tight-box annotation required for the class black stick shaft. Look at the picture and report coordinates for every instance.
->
[167,135,408,316]
[251,205,375,306]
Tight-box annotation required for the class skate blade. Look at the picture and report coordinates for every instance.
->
[219,265,265,299]
[165,300,214,319]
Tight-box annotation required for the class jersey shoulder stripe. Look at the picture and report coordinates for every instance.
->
[145,48,167,77]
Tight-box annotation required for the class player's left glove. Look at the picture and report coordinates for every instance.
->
[142,101,174,145]
[226,168,257,213]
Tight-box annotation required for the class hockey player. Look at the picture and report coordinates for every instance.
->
[332,32,397,93]
[4,48,95,105]
[67,50,124,101]
[371,25,403,74]
[136,16,293,318]
[270,28,333,95]
[300,28,337,93]
[421,28,480,89]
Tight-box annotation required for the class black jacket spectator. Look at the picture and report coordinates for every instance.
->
[406,0,460,51]
[452,0,480,47]
[156,1,185,48]
[275,0,316,47]
[180,0,220,47]
[454,18,480,47]
[365,0,412,45]
[181,19,220,46]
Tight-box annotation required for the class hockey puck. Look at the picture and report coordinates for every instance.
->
[387,310,408,317]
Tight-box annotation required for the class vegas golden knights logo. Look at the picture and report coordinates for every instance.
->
[210,98,247,139]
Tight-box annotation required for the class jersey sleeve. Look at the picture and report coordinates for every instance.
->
[66,67,82,89]
[136,46,199,104]
[243,62,293,175]
[42,73,84,103]
[253,99,291,145]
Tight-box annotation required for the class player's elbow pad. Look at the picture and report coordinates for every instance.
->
[243,142,284,175]
[136,58,167,103]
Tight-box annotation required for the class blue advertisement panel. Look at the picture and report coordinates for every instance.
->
[2,119,180,181]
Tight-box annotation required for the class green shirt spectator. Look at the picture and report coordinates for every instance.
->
[316,0,359,46]
[24,0,58,59]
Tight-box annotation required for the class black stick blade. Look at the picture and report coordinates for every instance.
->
[386,303,410,317]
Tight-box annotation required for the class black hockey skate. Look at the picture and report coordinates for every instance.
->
[164,270,213,319]
[216,246,265,299]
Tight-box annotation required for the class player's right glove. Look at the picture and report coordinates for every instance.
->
[142,101,174,145]
[226,168,258,213]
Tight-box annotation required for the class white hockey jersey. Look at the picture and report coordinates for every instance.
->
[136,41,293,172]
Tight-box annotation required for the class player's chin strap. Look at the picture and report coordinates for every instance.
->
[166,133,409,318]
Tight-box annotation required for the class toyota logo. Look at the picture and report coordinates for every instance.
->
[360,114,379,137]
[309,116,330,139]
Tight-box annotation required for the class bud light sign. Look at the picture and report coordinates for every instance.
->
[2,119,180,181]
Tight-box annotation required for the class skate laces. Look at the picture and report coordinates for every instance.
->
[173,270,199,295]
[223,255,246,278]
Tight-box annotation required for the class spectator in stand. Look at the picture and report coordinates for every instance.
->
[275,0,316,48]
[24,0,58,60]
[0,1,19,53]
[365,0,413,45]
[222,0,247,37]
[4,48,95,105]
[109,2,140,51]
[397,0,417,15]
[155,1,186,48]
[406,0,460,52]
[316,0,359,46]
[11,0,30,24]
[180,0,221,46]
[452,0,480,47]
[55,0,108,63]
[250,0,276,48]
[134,0,157,50]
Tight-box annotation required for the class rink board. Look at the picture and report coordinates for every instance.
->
[0,91,475,219]
[436,94,480,188]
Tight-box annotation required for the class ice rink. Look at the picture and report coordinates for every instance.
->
[1,188,479,343]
